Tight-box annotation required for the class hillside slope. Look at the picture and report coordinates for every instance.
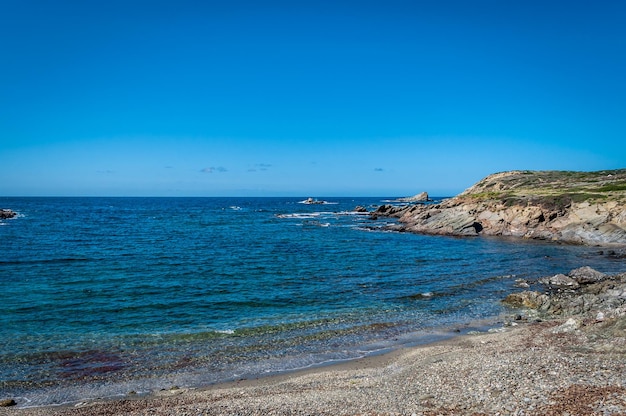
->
[393,169,626,245]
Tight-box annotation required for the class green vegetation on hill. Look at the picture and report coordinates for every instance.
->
[462,169,626,208]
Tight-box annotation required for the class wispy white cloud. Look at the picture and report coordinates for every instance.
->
[248,163,272,172]
[201,166,228,173]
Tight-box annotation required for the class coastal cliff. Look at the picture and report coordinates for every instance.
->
[387,169,626,245]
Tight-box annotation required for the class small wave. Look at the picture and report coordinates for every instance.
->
[276,213,322,219]
[405,292,437,301]
[302,220,331,228]
[215,329,235,335]
[229,206,242,211]
[337,211,370,216]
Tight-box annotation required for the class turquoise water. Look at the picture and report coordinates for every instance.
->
[1,197,624,406]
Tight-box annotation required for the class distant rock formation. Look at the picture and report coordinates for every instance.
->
[380,169,626,245]
[302,198,327,205]
[396,192,429,203]
[0,209,16,220]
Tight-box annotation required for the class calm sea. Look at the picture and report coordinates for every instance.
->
[1,197,624,407]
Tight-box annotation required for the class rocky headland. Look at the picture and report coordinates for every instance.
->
[378,169,626,245]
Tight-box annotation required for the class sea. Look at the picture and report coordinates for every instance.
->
[1,196,624,408]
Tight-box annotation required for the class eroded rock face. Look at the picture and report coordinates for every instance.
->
[388,170,626,245]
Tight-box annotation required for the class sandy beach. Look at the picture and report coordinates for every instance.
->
[2,313,625,416]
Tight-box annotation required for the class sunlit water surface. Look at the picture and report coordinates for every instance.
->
[1,197,624,407]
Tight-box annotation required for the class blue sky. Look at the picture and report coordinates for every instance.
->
[1,0,625,196]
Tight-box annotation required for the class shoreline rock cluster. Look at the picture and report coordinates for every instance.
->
[509,266,626,314]
[372,169,626,245]
[504,266,626,343]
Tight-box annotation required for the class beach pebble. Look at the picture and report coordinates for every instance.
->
[552,318,581,333]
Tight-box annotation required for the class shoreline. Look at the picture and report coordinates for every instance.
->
[4,267,626,415]
[1,316,508,412]
[3,316,625,415]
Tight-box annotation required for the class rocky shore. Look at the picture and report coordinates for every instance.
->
[375,169,626,245]
[3,266,625,415]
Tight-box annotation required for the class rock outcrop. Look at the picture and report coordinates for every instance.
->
[388,169,626,245]
[504,266,626,334]
[0,209,17,219]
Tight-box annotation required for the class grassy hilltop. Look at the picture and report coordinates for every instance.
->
[460,169,626,208]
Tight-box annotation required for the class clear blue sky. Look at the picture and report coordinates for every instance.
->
[1,0,625,196]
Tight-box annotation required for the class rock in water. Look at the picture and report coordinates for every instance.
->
[0,209,16,219]
[397,192,429,202]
